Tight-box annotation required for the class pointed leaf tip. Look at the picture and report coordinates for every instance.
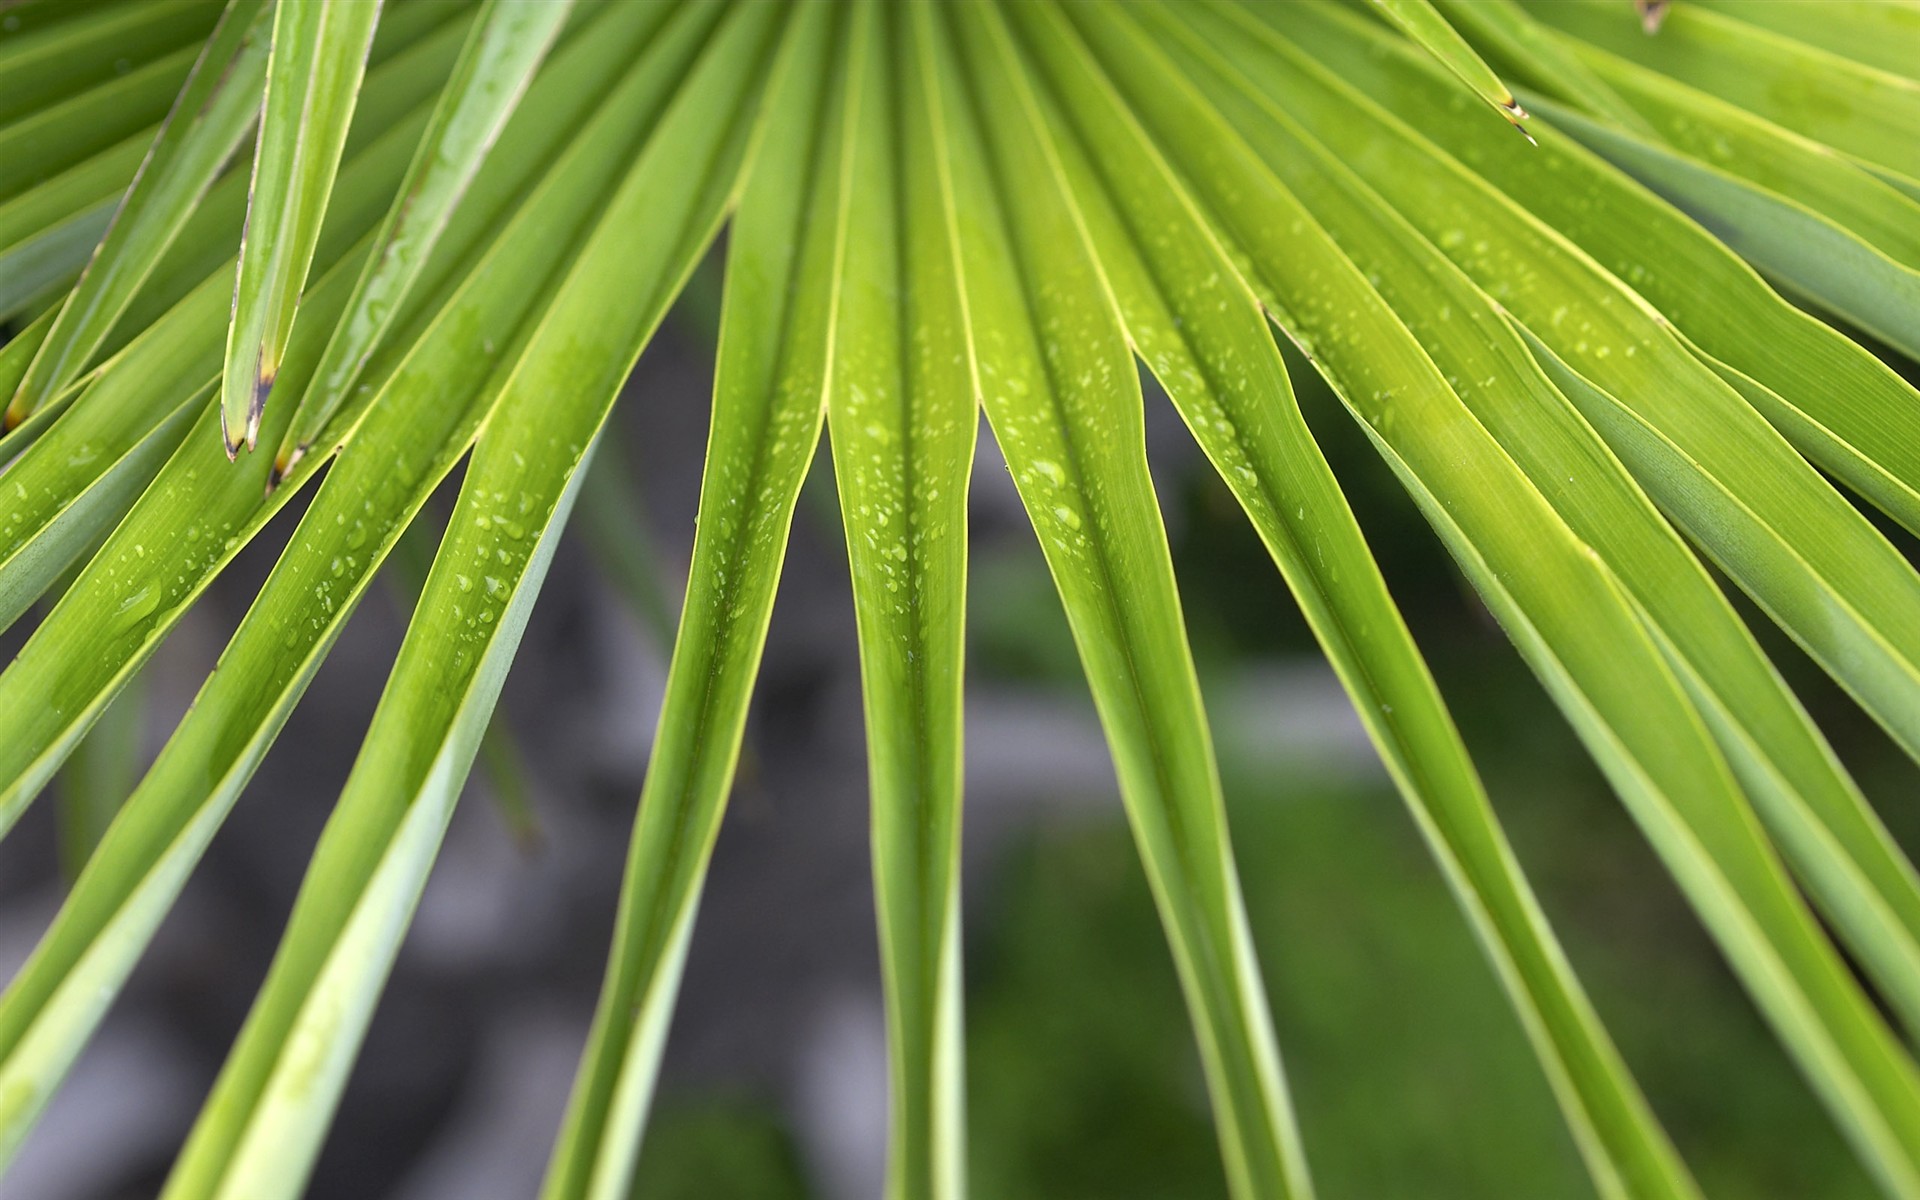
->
[1368,0,1522,130]
[222,0,382,462]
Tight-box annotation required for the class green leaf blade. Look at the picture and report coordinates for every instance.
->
[0,0,223,127]
[1429,0,1653,135]
[938,4,1315,1195]
[1525,0,1920,190]
[271,0,575,481]
[540,6,854,1196]
[156,6,785,1198]
[220,0,382,455]
[1140,4,1920,1189]
[1270,3,1920,546]
[0,80,456,835]
[1524,88,1920,366]
[1226,2,1920,794]
[1691,0,1920,84]
[8,0,273,424]
[0,40,201,207]
[1017,5,1699,1197]
[0,0,722,1174]
[828,6,976,1196]
[1228,11,1920,1044]
[1368,0,1528,132]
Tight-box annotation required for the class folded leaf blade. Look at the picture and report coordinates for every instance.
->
[1368,0,1527,133]
[156,5,787,1197]
[7,0,271,424]
[1086,4,1920,1191]
[271,0,574,481]
[1267,3,1920,545]
[220,0,382,455]
[0,0,704,1170]
[1526,0,1920,190]
[539,6,855,1196]
[939,4,1316,1195]
[1012,4,1698,1196]
[827,5,976,1197]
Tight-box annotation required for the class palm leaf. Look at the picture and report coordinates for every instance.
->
[1428,0,1652,134]
[1082,4,1920,1191]
[540,7,849,1195]
[828,4,975,1197]
[0,8,503,825]
[271,0,575,481]
[1009,4,1698,1196]
[0,41,199,206]
[53,664,146,878]
[1691,0,1920,83]
[6,2,1920,1196]
[1365,0,1527,133]
[1527,0,1920,193]
[154,7,781,1197]
[6,0,271,424]
[1198,0,1920,1043]
[937,4,1316,1194]
[0,0,221,127]
[219,0,381,454]
[0,144,133,324]
[1514,32,1920,361]
[1274,3,1920,543]
[0,0,719,1168]
[1230,2,1920,780]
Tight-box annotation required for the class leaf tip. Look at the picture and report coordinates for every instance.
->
[266,443,303,496]
[1501,101,1536,145]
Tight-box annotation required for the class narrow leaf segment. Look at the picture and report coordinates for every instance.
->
[538,4,845,1197]
[220,0,382,456]
[8,0,272,427]
[938,3,1313,1195]
[154,5,786,1198]
[1013,3,1699,1196]
[828,5,977,1196]
[1369,0,1530,137]
[270,0,575,485]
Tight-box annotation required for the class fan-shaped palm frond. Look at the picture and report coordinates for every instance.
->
[4,1,1920,1197]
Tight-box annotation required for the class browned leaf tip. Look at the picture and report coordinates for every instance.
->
[221,412,245,461]
[265,442,304,497]
[245,370,272,451]
[1503,101,1537,147]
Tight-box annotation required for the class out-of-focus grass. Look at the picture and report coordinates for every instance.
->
[627,1101,812,1200]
